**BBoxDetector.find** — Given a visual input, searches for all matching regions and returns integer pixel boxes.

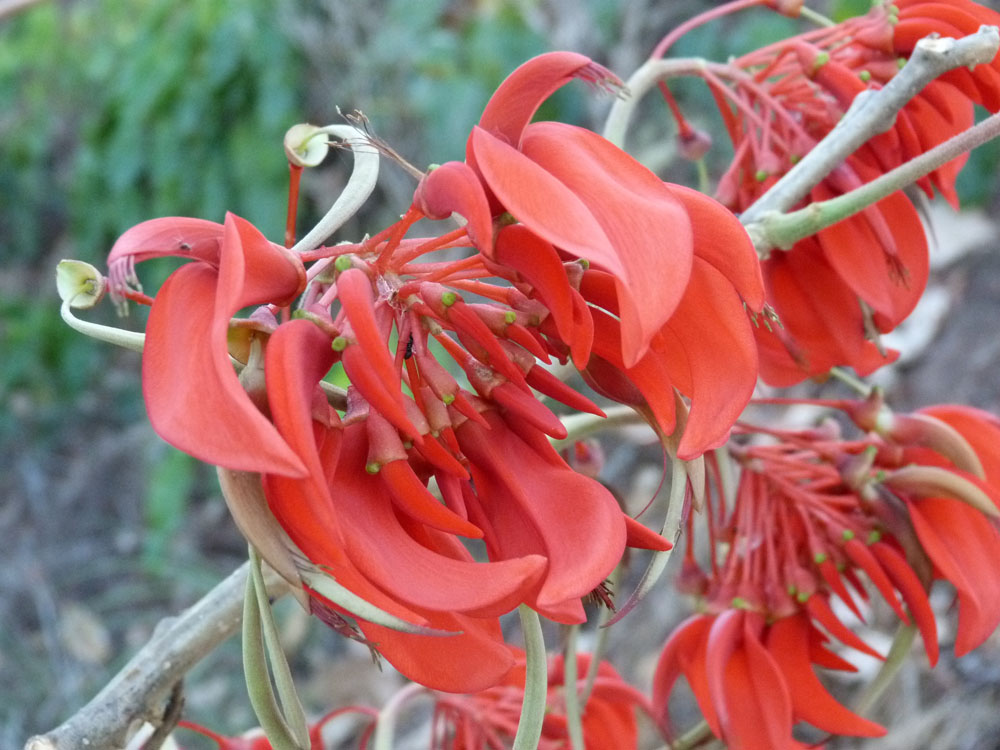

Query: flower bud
[56,259,106,309]
[284,123,329,167]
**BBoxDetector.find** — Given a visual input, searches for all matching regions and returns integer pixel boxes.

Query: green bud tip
[858,70,872,82]
[812,51,830,72]
[732,596,749,609]
[365,461,381,474]
[331,336,349,352]
[427,163,441,172]
[442,393,456,405]
[334,255,353,272]
[754,169,769,182]
[504,311,517,325]
[813,552,828,565]
[577,258,591,269]
[440,291,458,307]
[867,530,882,545]
[796,591,811,604]
[787,584,797,596]
[841,529,855,542]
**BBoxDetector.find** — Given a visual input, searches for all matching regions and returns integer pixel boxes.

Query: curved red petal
[767,614,886,737]
[458,411,627,616]
[520,122,694,365]
[665,183,765,311]
[414,161,494,256]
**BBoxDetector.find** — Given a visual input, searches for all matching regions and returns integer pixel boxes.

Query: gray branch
[25,563,288,750]
[742,25,1000,246]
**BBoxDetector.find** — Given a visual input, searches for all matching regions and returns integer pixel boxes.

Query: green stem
[854,623,918,715]
[563,625,585,750]
[371,683,427,750]
[828,366,873,397]
[757,109,1000,251]
[249,547,309,750]
[669,720,713,750]
[242,557,301,750]
[512,605,548,750]
[798,5,835,28]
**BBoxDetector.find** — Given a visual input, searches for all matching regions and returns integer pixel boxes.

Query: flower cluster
[667,0,1000,384]
[104,52,762,693]
[653,393,1000,748]
[53,1,1000,747]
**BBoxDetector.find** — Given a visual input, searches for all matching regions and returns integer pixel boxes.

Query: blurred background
[4,0,1000,747]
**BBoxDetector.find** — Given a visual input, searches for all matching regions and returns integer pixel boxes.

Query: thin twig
[25,563,289,750]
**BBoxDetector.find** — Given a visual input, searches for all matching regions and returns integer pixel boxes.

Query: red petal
[665,257,759,458]
[664,185,764,310]
[907,496,1000,655]
[414,161,494,256]
[519,122,693,365]
[870,541,939,666]
[142,215,306,475]
[705,609,745,736]
[359,611,513,693]
[767,614,886,737]
[651,614,719,737]
[475,51,602,148]
[107,216,225,270]
[458,411,626,616]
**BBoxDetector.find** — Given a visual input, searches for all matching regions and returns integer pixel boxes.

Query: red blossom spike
[524,364,605,417]
[493,224,588,365]
[842,537,909,623]
[336,267,403,400]
[341,345,422,442]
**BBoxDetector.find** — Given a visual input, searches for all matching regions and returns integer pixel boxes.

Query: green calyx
[331,336,349,352]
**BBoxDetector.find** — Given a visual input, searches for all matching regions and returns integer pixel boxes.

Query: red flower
[654,394,1000,747]
[415,52,765,457]
[653,610,868,750]
[431,648,649,750]
[670,0,1000,384]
